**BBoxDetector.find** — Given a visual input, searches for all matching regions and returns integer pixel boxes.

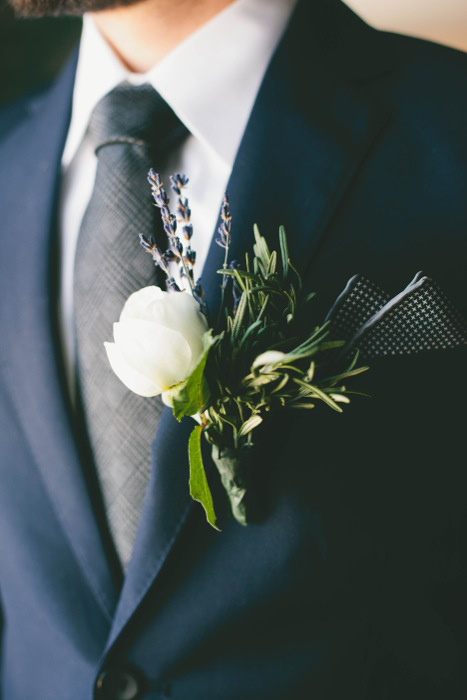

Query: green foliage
[166,331,217,421]
[185,226,367,528]
[188,426,219,530]
[204,226,368,460]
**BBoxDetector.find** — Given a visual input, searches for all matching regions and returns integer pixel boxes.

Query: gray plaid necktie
[74,82,187,570]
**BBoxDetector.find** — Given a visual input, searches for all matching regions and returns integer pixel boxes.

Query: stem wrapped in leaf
[211,445,251,527]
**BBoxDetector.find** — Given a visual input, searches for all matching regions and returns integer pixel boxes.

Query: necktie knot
[87,82,187,154]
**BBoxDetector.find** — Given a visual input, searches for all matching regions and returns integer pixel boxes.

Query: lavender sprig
[166,277,182,292]
[193,277,208,318]
[139,233,170,275]
[170,173,189,195]
[142,172,209,320]
[146,169,195,295]
[215,193,232,324]
[171,175,193,239]
[216,194,232,254]
[171,175,197,285]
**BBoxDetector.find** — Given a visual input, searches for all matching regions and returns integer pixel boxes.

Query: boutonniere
[105,172,367,529]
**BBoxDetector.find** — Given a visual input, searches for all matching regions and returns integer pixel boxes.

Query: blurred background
[0,1,80,105]
[347,0,467,53]
[0,0,466,106]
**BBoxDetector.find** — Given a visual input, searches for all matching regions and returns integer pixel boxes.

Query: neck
[91,0,236,73]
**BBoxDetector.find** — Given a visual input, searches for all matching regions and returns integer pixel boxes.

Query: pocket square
[325,273,390,340]
[327,272,467,360]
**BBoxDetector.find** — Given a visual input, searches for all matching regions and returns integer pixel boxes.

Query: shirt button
[95,667,143,700]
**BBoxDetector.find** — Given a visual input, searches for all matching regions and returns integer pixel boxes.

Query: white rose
[104,286,209,399]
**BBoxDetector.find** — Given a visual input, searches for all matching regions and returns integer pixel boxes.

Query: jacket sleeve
[0,590,3,699]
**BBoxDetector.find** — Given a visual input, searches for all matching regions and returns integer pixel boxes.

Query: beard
[7,0,143,16]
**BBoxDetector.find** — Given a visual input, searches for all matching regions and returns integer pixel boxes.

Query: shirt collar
[62,0,298,170]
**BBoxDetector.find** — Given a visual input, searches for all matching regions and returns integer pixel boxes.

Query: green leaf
[271,374,290,393]
[217,268,259,283]
[189,426,219,530]
[256,294,270,323]
[231,291,248,345]
[254,224,270,256]
[238,414,263,437]
[248,285,282,296]
[289,402,316,410]
[279,225,289,279]
[253,224,271,276]
[293,378,344,413]
[266,250,277,277]
[321,365,369,386]
[288,259,303,290]
[233,269,250,298]
[237,319,263,351]
[167,331,216,421]
[330,393,351,404]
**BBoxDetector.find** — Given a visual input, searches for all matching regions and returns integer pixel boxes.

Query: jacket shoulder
[377,30,467,96]
[0,83,52,143]
[365,28,467,151]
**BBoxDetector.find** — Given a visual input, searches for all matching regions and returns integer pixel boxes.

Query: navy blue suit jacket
[1,1,467,698]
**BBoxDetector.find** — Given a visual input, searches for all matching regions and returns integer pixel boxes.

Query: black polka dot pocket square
[327,272,467,361]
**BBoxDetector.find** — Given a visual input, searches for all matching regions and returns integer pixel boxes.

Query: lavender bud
[184,246,196,266]
[182,224,193,240]
[170,173,189,196]
[177,197,191,222]
[166,277,182,293]
[163,249,179,264]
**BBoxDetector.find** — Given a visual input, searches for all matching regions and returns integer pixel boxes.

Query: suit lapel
[201,0,393,323]
[105,0,395,649]
[0,51,120,620]
[104,410,194,650]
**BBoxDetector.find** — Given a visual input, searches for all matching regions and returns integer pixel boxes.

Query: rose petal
[104,342,162,397]
[117,286,208,378]
[120,286,165,322]
[165,292,208,354]
[145,292,208,370]
[113,319,193,390]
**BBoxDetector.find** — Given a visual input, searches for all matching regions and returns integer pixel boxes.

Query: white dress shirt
[59,0,297,398]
